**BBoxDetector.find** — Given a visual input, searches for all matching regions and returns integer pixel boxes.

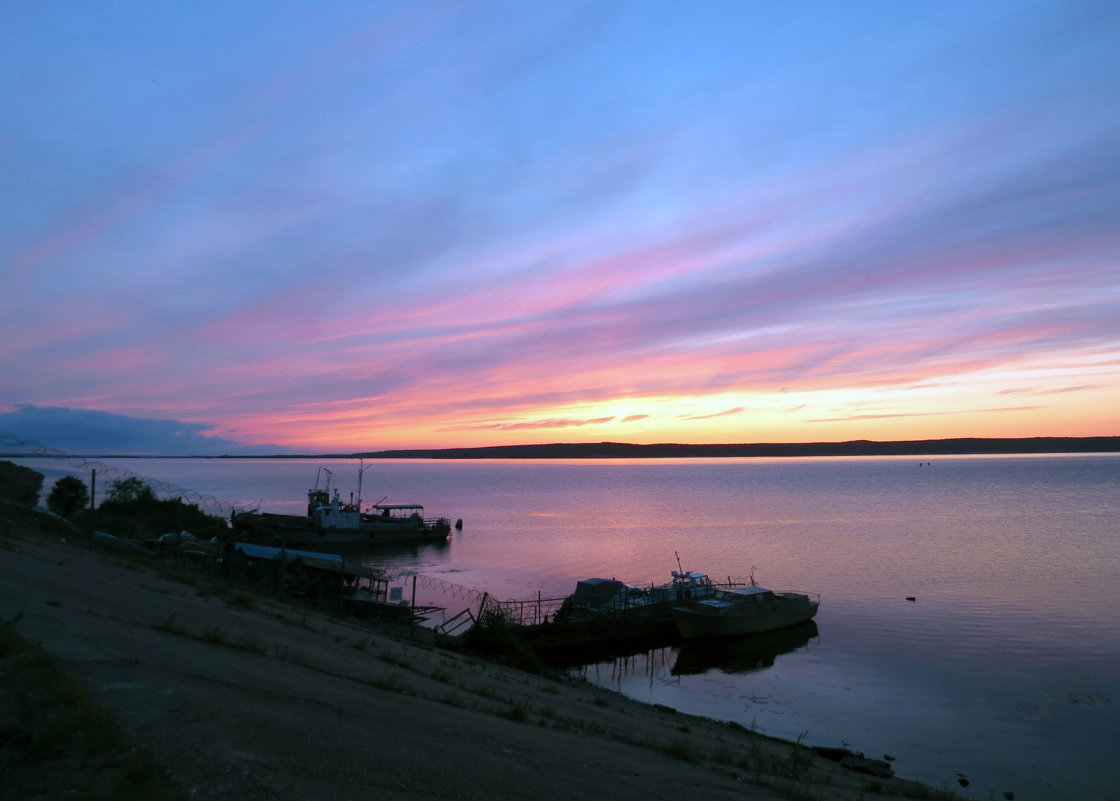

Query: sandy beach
[0,508,963,801]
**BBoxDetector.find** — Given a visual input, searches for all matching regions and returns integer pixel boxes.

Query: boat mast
[357,458,372,509]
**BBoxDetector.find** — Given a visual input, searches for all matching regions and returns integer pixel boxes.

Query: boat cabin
[310,489,362,530]
[670,570,715,601]
[699,586,777,609]
[368,503,426,522]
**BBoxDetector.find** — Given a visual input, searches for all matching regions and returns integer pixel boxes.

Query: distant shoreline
[5,435,1119,459]
[357,436,1120,459]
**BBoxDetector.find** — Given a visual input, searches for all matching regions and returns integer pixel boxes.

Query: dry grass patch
[0,617,182,801]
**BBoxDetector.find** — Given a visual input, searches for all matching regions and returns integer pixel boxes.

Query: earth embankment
[0,509,960,801]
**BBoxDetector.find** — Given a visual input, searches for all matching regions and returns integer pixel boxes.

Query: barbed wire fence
[5,435,649,630]
[373,573,564,629]
[1,433,237,518]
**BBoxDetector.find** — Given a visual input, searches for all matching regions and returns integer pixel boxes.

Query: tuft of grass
[429,667,455,684]
[380,651,415,671]
[889,784,963,800]
[781,743,814,779]
[232,634,265,655]
[648,735,700,763]
[497,702,530,723]
[366,673,414,695]
[711,742,736,765]
[224,591,256,610]
[440,691,467,709]
[578,719,606,735]
[201,624,228,644]
[151,615,180,635]
[151,616,263,655]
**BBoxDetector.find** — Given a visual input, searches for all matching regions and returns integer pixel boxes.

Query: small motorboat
[670,583,820,639]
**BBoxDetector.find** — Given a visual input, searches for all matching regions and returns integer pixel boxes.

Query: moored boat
[556,569,719,625]
[671,584,820,639]
[485,567,732,664]
[230,467,454,548]
[227,541,438,621]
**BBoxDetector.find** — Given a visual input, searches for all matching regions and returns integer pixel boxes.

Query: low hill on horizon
[6,436,1117,460]
[356,436,1120,459]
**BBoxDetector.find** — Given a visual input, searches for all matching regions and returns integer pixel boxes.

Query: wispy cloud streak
[2,1,1118,451]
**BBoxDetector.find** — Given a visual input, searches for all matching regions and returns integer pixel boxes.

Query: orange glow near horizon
[3,3,1118,456]
[199,350,1119,453]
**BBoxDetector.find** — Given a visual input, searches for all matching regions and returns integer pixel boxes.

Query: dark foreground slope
[0,507,964,801]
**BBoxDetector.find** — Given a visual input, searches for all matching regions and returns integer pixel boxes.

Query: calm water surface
[17,454,1120,800]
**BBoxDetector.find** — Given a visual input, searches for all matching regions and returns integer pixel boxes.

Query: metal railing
[486,576,756,627]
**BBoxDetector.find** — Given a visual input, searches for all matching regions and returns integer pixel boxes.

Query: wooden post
[90,469,96,510]
[411,574,417,609]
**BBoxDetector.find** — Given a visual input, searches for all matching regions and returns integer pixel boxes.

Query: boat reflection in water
[671,621,819,676]
[571,621,819,684]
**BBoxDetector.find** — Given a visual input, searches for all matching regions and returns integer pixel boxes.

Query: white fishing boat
[671,584,820,639]
[230,465,454,547]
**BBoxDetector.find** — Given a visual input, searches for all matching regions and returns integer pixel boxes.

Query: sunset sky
[3,1,1118,454]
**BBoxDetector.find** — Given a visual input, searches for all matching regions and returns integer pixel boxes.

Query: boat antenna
[357,458,370,506]
[675,551,684,574]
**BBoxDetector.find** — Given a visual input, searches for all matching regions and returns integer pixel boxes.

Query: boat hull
[671,595,819,639]
[231,511,451,547]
